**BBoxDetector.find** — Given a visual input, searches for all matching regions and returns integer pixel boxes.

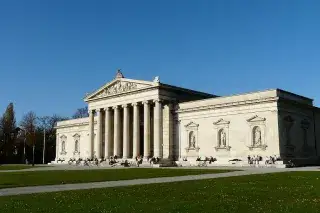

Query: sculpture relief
[96,81,138,98]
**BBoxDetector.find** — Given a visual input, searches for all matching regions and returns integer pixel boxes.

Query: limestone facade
[55,71,320,165]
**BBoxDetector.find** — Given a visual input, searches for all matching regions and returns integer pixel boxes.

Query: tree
[37,115,68,163]
[20,111,37,166]
[72,106,89,119]
[0,103,17,163]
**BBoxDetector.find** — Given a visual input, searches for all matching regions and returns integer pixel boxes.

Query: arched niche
[213,119,231,151]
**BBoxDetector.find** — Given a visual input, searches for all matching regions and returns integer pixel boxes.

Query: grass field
[0,165,45,170]
[0,168,233,189]
[0,171,319,213]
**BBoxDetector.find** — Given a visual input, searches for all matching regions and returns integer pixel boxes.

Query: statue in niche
[219,129,226,147]
[75,140,79,153]
[283,116,294,145]
[189,131,196,148]
[61,141,66,153]
[253,126,262,146]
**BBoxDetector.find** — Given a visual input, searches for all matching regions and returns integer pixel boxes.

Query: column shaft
[95,109,102,159]
[123,104,129,159]
[55,133,59,162]
[154,100,163,158]
[104,107,112,158]
[133,103,140,158]
[113,106,120,157]
[88,110,94,159]
[143,101,150,158]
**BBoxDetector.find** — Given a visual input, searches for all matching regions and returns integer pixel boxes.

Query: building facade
[54,71,320,166]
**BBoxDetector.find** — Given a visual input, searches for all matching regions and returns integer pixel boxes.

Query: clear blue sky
[1,0,320,121]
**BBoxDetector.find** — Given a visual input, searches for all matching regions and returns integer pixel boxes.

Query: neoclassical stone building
[55,70,320,166]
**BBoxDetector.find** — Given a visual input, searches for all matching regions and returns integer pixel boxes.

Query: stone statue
[189,132,196,148]
[254,127,261,146]
[220,130,226,147]
[191,135,196,148]
[153,76,160,83]
[75,140,79,152]
[61,141,66,152]
[115,69,124,79]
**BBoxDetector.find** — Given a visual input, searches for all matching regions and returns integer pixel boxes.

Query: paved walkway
[0,166,319,197]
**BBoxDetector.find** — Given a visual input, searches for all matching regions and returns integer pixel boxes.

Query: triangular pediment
[213,118,230,125]
[73,133,80,138]
[85,78,157,101]
[185,121,199,128]
[246,115,266,122]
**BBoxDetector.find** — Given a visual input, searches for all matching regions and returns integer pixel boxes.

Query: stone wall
[175,100,280,162]
[277,101,317,162]
[55,118,93,162]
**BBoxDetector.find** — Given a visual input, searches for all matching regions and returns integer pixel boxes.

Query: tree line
[0,103,88,164]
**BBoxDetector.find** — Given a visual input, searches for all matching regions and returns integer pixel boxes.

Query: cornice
[176,97,279,113]
[55,121,93,129]
[277,97,315,109]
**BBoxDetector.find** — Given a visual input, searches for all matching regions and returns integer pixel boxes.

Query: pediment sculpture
[96,81,138,98]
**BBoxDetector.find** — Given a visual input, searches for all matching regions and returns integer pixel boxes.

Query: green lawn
[0,165,45,170]
[0,168,233,189]
[0,172,319,213]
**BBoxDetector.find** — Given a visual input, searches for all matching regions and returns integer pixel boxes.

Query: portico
[88,100,163,160]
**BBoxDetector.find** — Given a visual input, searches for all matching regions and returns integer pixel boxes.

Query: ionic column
[122,104,129,159]
[143,101,150,159]
[133,102,140,158]
[55,133,59,162]
[88,110,94,159]
[104,107,112,158]
[95,109,102,159]
[154,100,163,158]
[113,106,121,157]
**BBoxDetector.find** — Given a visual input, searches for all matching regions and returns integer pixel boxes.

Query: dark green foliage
[0,103,17,163]
[0,172,319,213]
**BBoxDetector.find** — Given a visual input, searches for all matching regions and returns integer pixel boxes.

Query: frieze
[96,81,138,98]
[176,97,279,113]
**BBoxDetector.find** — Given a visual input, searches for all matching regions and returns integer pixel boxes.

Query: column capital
[122,104,128,108]
[104,107,111,111]
[112,105,119,110]
[88,109,95,114]
[153,99,162,104]
[132,102,139,107]
[143,100,150,105]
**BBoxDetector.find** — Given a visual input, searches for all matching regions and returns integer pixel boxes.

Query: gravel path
[1,166,318,197]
